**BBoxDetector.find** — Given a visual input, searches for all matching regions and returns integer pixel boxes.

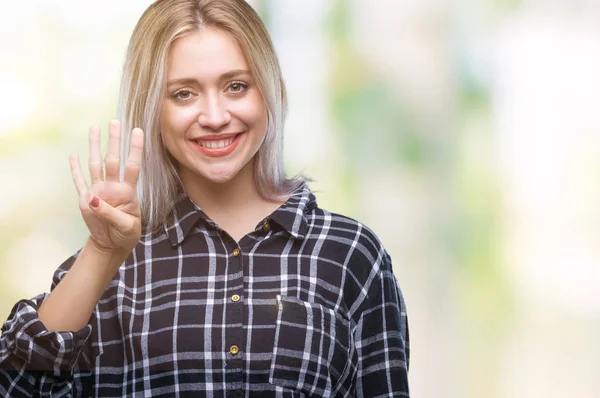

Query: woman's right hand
[69,120,144,254]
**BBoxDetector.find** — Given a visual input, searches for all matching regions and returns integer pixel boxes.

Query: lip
[191,132,243,157]
[192,132,241,141]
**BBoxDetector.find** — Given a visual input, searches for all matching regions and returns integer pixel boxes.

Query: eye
[227,81,248,94]
[172,89,193,101]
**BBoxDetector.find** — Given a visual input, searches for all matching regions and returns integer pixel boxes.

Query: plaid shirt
[1,183,409,397]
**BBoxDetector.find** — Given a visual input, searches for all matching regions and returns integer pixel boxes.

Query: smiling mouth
[196,134,239,149]
[192,133,243,157]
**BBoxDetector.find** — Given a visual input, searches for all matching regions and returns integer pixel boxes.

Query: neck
[179,160,286,242]
[182,161,263,216]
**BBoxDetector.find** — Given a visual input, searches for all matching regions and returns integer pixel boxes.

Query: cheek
[234,96,268,133]
[162,103,198,135]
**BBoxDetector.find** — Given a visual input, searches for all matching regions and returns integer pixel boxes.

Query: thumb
[88,195,134,232]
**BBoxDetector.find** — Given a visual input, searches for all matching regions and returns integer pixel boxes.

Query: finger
[105,120,121,182]
[69,153,88,197]
[89,195,137,233]
[88,125,103,184]
[124,128,144,188]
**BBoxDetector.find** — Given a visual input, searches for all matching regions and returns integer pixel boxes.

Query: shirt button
[229,345,239,355]
[231,294,241,302]
[233,248,240,257]
[263,222,270,231]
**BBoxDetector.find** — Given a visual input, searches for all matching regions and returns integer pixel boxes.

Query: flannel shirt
[0,183,410,397]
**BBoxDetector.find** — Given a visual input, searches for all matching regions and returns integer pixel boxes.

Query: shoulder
[305,206,392,273]
[305,207,400,320]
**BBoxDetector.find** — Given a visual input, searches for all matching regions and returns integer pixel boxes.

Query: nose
[197,92,231,130]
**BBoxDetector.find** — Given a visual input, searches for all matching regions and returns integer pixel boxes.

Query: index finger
[123,128,144,188]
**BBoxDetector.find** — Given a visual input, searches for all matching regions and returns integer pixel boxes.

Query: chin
[202,168,241,185]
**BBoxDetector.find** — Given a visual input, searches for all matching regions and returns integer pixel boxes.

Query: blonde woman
[0,0,409,396]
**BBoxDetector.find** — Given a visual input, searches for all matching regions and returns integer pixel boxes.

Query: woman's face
[161,26,267,188]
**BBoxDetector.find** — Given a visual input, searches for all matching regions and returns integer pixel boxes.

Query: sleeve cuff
[2,293,95,373]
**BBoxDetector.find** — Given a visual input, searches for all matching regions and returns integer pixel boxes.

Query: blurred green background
[1,1,599,397]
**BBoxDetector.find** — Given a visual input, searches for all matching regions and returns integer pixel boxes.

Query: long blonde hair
[117,0,304,233]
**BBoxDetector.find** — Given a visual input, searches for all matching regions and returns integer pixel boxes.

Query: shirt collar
[268,182,317,240]
[163,192,207,247]
[164,182,317,246]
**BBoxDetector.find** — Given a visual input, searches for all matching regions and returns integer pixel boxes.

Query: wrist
[87,236,134,258]
[79,237,132,279]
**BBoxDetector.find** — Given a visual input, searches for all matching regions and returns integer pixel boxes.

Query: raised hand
[69,120,144,253]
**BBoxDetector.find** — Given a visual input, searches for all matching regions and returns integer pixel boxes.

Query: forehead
[166,27,248,79]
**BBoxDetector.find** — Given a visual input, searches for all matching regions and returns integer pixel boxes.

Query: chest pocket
[269,295,354,397]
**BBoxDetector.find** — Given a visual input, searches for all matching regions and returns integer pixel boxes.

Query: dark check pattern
[0,183,409,397]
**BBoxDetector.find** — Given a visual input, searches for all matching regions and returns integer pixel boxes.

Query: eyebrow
[167,69,251,87]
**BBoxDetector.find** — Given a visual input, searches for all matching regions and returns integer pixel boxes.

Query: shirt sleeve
[0,254,96,397]
[354,252,410,397]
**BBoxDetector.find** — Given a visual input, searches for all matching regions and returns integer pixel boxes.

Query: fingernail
[90,196,100,208]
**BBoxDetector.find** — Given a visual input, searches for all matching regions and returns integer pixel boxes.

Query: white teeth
[197,136,235,149]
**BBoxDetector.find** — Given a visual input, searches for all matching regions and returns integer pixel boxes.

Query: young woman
[0,0,409,396]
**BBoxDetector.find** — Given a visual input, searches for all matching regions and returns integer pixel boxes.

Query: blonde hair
[117,0,304,233]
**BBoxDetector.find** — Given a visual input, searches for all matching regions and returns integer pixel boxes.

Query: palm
[70,121,144,252]
[80,181,138,249]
